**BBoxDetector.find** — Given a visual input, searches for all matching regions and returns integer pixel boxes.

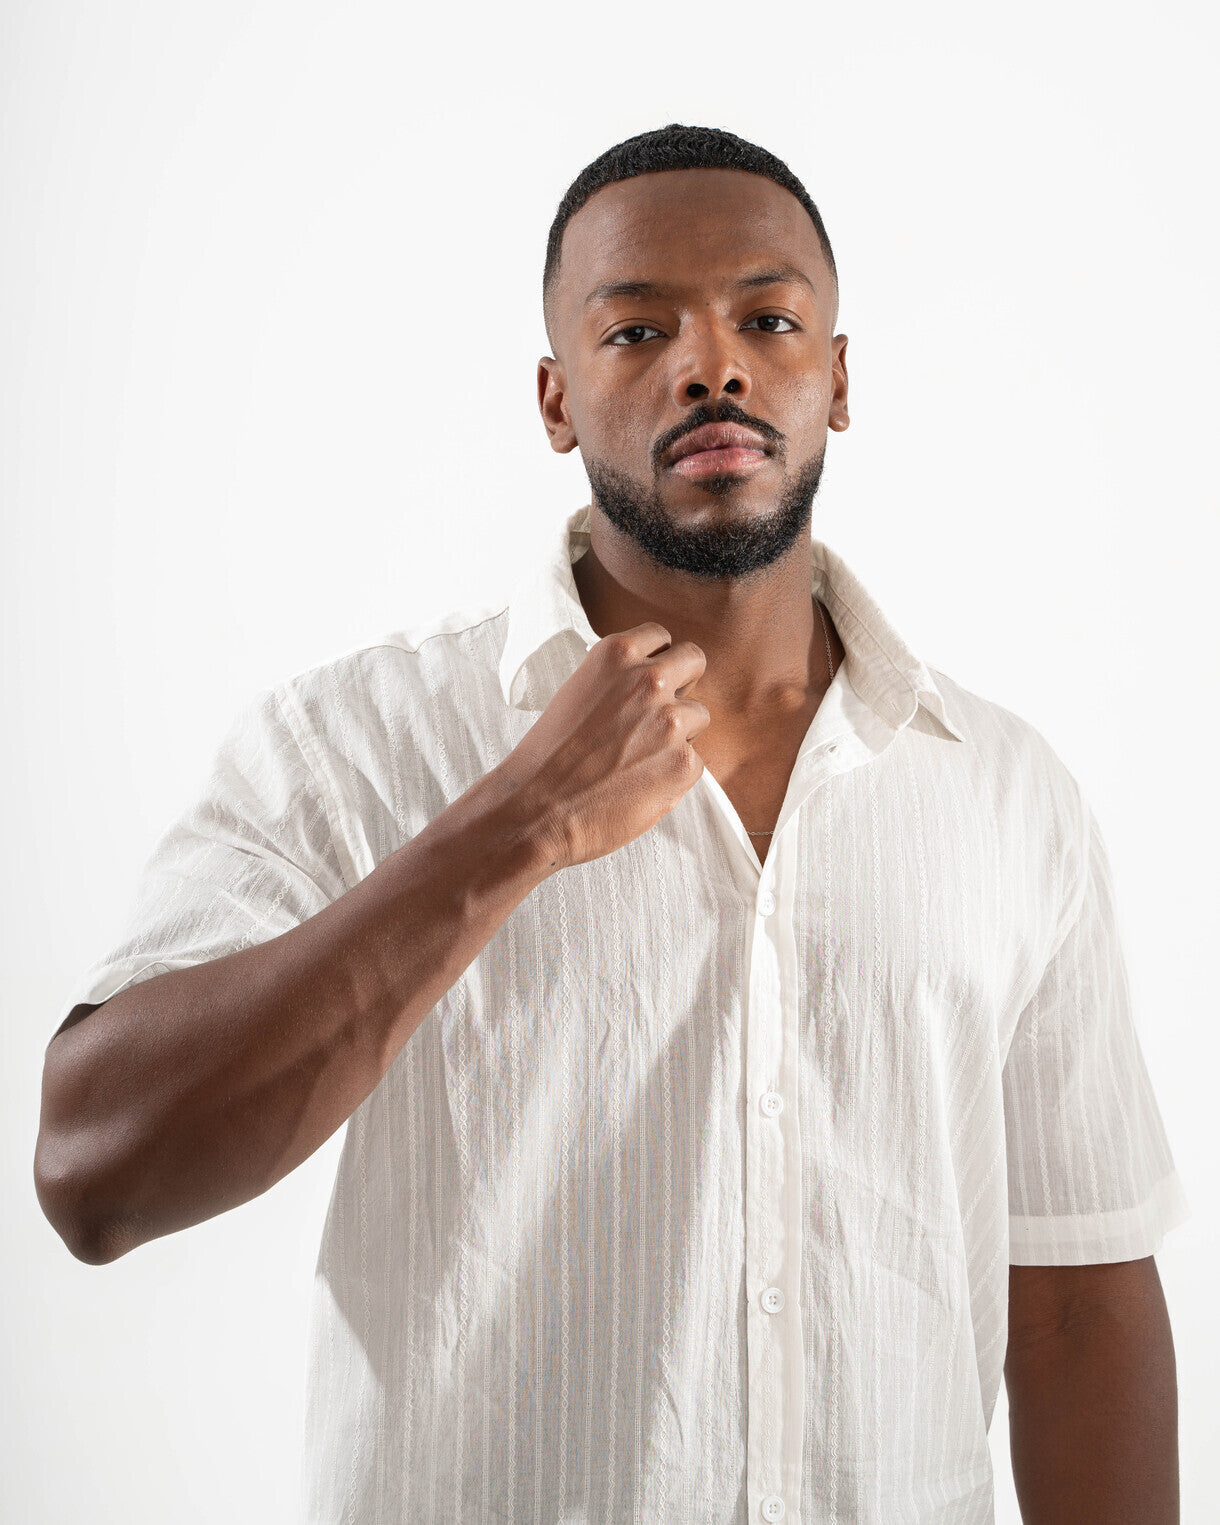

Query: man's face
[539,167,849,580]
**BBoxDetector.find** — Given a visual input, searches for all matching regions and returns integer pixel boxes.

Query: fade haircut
[542,122,837,349]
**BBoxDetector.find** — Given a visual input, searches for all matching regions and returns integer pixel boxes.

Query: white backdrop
[3,2,1216,1520]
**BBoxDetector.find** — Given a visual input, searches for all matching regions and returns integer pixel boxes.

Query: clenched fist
[493,622,711,871]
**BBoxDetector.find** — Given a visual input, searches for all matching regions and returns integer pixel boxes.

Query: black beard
[584,442,827,582]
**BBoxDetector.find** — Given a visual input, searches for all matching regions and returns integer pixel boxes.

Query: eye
[607,314,800,345]
[744,314,799,332]
[608,324,663,345]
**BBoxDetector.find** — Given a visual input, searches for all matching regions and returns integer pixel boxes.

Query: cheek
[789,365,832,413]
[780,370,834,440]
[576,384,657,460]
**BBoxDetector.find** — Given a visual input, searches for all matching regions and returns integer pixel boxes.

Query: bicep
[1007,1256,1164,1355]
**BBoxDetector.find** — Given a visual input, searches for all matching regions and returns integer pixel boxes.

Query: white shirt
[60,503,1191,1524]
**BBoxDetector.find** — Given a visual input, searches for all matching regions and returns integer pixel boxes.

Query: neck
[571,531,843,715]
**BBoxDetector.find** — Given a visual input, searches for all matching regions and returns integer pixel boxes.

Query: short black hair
[542,122,838,348]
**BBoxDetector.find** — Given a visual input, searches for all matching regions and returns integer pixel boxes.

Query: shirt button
[826,741,839,754]
[758,891,776,917]
[762,1495,786,1520]
[760,1091,784,1116]
[761,1286,785,1313]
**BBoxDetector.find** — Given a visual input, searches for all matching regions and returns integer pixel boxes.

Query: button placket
[745,834,804,1525]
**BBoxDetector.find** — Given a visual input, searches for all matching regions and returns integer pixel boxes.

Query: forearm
[1004,1291,1179,1523]
[35,767,557,1263]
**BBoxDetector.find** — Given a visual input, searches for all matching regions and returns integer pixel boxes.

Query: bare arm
[1005,1257,1179,1523]
[34,767,558,1265]
[35,621,711,1267]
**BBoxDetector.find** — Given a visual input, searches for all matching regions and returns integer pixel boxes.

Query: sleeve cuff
[54,956,191,1032]
[1009,1169,1193,1265]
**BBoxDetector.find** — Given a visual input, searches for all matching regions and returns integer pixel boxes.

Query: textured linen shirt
[59,503,1192,1524]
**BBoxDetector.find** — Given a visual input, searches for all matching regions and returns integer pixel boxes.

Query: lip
[670,446,769,479]
[665,421,770,465]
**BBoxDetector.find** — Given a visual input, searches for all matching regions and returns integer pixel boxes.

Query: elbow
[33,1128,133,1267]
[57,1215,131,1267]
[36,1025,140,1265]
[71,1225,134,1267]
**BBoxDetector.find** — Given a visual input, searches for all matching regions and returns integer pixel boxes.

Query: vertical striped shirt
[59,503,1191,1523]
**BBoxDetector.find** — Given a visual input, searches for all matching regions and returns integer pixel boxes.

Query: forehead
[558,167,830,311]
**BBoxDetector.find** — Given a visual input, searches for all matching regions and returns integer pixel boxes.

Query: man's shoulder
[925,664,1085,808]
[269,598,511,712]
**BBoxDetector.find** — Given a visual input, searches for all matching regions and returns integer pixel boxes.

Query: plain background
[3,2,1216,1520]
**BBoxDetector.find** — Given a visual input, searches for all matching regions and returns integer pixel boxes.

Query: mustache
[656,402,782,464]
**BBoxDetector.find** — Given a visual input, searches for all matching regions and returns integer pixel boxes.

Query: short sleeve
[1003,797,1192,1265]
[55,685,351,1030]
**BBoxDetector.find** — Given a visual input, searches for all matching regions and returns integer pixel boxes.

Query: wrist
[448,765,567,884]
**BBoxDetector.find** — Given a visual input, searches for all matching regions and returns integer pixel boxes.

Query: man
[36,123,1190,1523]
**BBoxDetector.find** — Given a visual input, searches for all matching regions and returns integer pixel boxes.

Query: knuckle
[599,633,634,665]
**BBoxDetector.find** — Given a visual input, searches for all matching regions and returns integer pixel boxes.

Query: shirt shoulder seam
[286,601,511,678]
[380,600,510,654]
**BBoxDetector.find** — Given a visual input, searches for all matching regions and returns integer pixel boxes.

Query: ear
[828,333,850,433]
[537,356,579,455]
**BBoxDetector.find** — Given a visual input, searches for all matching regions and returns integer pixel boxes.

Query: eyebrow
[583,262,819,309]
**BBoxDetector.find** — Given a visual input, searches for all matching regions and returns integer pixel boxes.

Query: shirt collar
[498,504,964,742]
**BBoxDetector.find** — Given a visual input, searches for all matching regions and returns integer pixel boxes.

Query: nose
[669,317,752,407]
